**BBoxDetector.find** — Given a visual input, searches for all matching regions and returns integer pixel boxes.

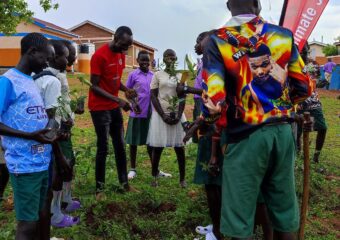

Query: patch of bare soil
[317,89,340,99]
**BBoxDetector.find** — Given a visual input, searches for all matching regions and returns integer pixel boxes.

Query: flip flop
[195,224,213,235]
[51,215,80,228]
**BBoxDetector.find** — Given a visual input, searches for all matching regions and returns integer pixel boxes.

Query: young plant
[166,96,185,119]
[185,54,197,81]
[56,89,87,131]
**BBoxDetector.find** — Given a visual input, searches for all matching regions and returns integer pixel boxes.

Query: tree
[0,0,58,35]
[322,44,338,57]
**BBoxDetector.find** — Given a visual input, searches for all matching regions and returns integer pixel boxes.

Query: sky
[27,0,340,66]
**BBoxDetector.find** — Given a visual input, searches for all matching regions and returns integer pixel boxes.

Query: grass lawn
[0,73,339,240]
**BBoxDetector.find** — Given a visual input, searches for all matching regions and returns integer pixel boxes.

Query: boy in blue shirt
[0,33,57,240]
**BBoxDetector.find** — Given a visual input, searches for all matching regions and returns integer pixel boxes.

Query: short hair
[60,40,75,51]
[248,44,271,58]
[197,31,210,41]
[163,49,176,57]
[137,50,149,59]
[21,32,49,55]
[49,40,68,56]
[115,26,132,39]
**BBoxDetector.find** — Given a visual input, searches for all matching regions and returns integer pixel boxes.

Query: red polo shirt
[89,44,125,111]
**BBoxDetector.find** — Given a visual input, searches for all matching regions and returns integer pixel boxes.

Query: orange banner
[282,0,329,51]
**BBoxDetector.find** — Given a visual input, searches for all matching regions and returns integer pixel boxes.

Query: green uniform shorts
[221,124,299,238]
[10,170,49,221]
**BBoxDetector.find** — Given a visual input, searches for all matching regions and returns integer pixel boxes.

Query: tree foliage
[322,44,338,57]
[0,0,58,35]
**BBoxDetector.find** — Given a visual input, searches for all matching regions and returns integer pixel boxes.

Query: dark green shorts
[298,108,327,131]
[193,135,223,186]
[125,117,151,146]
[221,124,299,238]
[310,108,327,131]
[59,138,75,167]
[10,170,49,221]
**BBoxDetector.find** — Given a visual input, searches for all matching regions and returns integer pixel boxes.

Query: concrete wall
[309,44,325,60]
[315,55,340,65]
[0,22,74,67]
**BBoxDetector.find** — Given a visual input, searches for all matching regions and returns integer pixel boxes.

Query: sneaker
[196,224,213,235]
[128,170,137,180]
[158,170,172,178]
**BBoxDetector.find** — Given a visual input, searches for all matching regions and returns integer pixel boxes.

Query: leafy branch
[185,54,197,81]
[0,0,59,35]
[166,96,185,113]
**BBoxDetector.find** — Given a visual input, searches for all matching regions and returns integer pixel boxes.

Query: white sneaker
[158,170,172,178]
[128,170,137,180]
[195,224,213,235]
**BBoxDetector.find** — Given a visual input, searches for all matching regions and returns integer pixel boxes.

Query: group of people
[0,0,331,239]
[0,34,82,239]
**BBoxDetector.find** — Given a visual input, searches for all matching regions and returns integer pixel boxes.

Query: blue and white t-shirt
[0,68,52,174]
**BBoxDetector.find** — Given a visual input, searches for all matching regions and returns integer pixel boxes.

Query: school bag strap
[32,70,56,80]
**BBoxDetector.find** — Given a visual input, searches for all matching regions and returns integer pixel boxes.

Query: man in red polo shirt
[89,26,137,197]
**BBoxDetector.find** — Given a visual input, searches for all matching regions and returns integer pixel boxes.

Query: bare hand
[162,114,175,125]
[125,89,137,99]
[57,131,71,141]
[119,99,132,112]
[270,61,287,85]
[202,93,221,115]
[183,122,199,143]
[303,116,314,132]
[171,117,180,125]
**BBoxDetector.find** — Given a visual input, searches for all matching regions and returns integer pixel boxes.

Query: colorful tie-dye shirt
[202,16,313,142]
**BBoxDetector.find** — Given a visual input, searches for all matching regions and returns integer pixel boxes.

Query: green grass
[0,77,339,239]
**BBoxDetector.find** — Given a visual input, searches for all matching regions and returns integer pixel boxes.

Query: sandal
[51,215,80,228]
[62,200,81,212]
[195,224,213,235]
